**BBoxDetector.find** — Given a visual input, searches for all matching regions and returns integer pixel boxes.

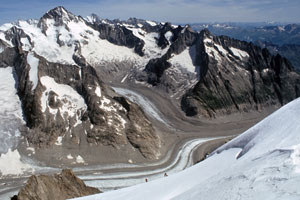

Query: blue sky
[0,0,299,25]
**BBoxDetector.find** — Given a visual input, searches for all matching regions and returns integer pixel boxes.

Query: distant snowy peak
[40,6,79,25]
[202,30,250,63]
[0,8,178,66]
[0,7,187,67]
[256,23,300,34]
[1,6,299,121]
[0,6,165,160]
[85,13,101,24]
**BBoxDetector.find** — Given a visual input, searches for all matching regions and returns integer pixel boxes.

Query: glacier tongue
[169,45,198,74]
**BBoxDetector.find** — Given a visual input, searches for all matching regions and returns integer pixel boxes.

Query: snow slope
[0,67,35,177]
[169,45,198,74]
[0,14,141,66]
[0,67,24,154]
[124,25,168,59]
[40,76,87,126]
[27,52,39,91]
[72,98,300,200]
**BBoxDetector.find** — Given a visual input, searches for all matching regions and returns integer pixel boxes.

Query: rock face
[132,25,300,118]
[89,19,145,56]
[0,5,299,156]
[11,169,100,200]
[180,31,300,117]
[0,46,161,159]
[256,41,300,72]
[0,6,162,160]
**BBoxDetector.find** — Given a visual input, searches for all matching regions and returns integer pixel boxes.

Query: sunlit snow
[40,76,87,125]
[169,46,197,74]
[229,47,249,60]
[146,21,157,26]
[72,98,300,200]
[0,149,34,176]
[0,67,24,154]
[27,52,39,91]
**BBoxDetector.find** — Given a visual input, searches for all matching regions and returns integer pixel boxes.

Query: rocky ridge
[131,27,300,118]
[0,6,162,160]
[0,6,299,157]
[11,169,100,200]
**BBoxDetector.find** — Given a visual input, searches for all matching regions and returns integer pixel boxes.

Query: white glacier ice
[0,149,34,176]
[169,45,198,74]
[27,52,39,91]
[0,67,24,154]
[229,47,249,60]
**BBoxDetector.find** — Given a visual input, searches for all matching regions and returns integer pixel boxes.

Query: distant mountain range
[190,22,300,45]
[0,6,299,164]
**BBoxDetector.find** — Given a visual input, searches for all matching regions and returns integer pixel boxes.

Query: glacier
[72,97,300,200]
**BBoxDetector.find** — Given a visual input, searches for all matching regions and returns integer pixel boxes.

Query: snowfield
[0,67,35,177]
[72,98,300,200]
[0,67,24,153]
[169,45,198,74]
[40,76,87,120]
[0,15,142,66]
[27,52,39,91]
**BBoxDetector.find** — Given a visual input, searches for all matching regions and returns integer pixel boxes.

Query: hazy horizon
[0,0,300,25]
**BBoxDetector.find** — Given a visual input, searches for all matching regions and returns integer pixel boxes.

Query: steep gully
[0,86,268,199]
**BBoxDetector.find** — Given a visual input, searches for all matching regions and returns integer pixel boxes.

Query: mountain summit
[0,6,299,168]
[41,6,77,23]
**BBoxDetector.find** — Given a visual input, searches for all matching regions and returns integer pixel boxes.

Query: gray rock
[11,169,100,200]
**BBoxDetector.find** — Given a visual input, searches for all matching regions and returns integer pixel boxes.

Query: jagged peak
[185,24,195,33]
[40,6,78,24]
[46,6,73,17]
[199,28,212,38]
[86,13,101,23]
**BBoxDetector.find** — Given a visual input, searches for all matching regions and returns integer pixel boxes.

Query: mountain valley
[0,6,299,200]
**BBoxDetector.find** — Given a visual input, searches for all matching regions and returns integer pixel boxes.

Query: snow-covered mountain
[0,6,163,171]
[72,97,300,200]
[1,6,299,120]
[0,6,299,173]
[190,22,300,71]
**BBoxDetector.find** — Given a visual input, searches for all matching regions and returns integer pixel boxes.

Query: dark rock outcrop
[256,41,300,72]
[38,6,81,34]
[180,31,300,118]
[114,96,161,159]
[137,25,300,118]
[144,25,198,85]
[11,169,100,200]
[89,18,146,56]
[12,49,161,158]
[0,20,162,159]
[1,6,298,160]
